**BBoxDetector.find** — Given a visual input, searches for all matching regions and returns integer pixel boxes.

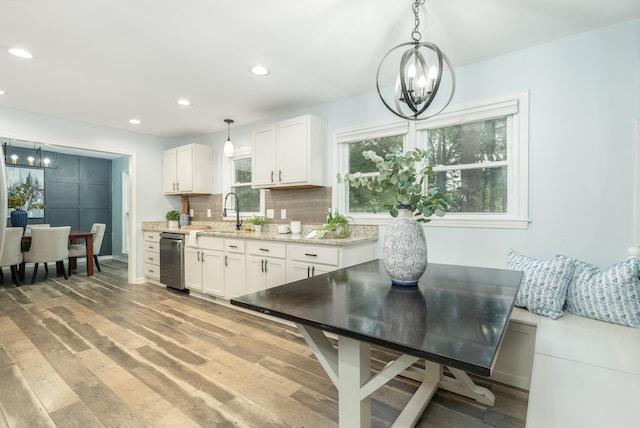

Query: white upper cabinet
[163,143,213,194]
[252,114,327,188]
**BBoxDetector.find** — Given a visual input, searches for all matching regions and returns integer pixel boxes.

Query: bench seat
[503,308,640,427]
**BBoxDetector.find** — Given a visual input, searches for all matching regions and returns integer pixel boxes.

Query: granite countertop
[142,221,378,246]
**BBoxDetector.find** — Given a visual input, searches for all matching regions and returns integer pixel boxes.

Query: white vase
[382,208,427,286]
[168,220,179,228]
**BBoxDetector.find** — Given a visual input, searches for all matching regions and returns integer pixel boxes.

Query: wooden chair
[0,227,24,286]
[69,223,106,274]
[23,226,70,284]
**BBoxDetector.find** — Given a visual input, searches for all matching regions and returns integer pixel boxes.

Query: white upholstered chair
[0,227,24,286]
[24,223,50,236]
[23,226,70,284]
[69,223,106,274]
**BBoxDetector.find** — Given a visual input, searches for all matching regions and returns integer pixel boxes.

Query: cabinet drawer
[198,236,224,251]
[144,241,160,253]
[224,239,246,253]
[144,252,160,265]
[288,244,339,266]
[144,263,160,279]
[246,241,286,258]
[144,231,161,242]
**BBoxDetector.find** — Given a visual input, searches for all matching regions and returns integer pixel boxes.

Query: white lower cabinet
[224,239,246,299]
[286,242,375,281]
[143,231,161,282]
[185,237,225,297]
[184,234,375,299]
[246,241,287,293]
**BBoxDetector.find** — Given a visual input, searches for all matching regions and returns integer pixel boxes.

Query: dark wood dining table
[232,259,524,427]
[21,230,95,276]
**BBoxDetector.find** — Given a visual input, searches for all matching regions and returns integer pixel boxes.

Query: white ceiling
[0,0,638,140]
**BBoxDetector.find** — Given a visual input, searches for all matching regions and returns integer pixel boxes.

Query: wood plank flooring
[0,260,528,427]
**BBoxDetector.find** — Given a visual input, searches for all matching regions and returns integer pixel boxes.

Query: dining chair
[23,226,71,284]
[0,227,24,286]
[24,223,51,236]
[69,223,106,274]
[23,224,51,269]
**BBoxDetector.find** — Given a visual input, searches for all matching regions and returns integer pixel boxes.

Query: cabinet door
[225,253,246,299]
[264,257,286,289]
[287,261,312,282]
[287,261,334,282]
[185,247,203,292]
[246,255,266,293]
[201,250,225,297]
[311,264,333,277]
[176,145,194,193]
[252,125,277,187]
[278,117,308,185]
[163,149,178,193]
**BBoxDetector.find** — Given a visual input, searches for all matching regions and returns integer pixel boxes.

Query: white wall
[0,107,176,281]
[196,19,640,269]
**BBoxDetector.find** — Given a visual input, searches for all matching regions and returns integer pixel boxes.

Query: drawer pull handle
[259,248,270,252]
[305,253,318,257]
[229,245,238,248]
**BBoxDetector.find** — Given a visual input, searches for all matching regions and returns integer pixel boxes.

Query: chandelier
[376,0,456,120]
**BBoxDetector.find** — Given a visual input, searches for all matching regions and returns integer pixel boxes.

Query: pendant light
[376,0,456,121]
[223,119,234,157]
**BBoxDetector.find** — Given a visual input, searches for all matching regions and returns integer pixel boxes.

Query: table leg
[338,336,371,428]
[398,362,496,406]
[69,237,78,270]
[85,235,94,276]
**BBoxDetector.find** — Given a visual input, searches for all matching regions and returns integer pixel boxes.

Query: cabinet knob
[279,170,282,182]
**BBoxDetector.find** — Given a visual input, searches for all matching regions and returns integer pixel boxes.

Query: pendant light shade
[376,0,455,121]
[223,119,234,157]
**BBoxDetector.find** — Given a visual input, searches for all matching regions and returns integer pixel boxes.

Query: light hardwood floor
[0,259,528,427]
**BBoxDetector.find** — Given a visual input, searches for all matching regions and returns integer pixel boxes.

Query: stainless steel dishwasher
[160,232,186,290]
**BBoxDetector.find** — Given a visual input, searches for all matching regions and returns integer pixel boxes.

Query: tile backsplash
[187,187,331,225]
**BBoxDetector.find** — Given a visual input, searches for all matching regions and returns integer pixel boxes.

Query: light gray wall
[190,19,640,269]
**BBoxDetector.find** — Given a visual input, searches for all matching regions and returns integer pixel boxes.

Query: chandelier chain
[411,0,425,42]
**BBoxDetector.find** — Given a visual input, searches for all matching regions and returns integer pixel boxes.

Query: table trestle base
[296,324,495,428]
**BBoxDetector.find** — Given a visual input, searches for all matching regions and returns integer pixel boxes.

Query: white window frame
[335,92,529,229]
[224,146,265,220]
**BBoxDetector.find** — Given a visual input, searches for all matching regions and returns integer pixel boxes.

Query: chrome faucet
[223,192,242,230]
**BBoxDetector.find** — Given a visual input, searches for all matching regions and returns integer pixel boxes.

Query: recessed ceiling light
[176,98,192,106]
[0,90,5,95]
[7,47,34,59]
[129,119,142,125]
[249,65,270,76]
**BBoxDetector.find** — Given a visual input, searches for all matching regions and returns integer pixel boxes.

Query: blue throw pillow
[506,250,576,320]
[565,258,640,328]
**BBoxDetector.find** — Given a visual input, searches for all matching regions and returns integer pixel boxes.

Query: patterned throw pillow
[506,250,576,320]
[565,258,640,328]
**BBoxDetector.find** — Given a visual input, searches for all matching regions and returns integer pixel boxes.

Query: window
[231,156,261,214]
[347,135,404,213]
[425,118,508,213]
[336,93,529,228]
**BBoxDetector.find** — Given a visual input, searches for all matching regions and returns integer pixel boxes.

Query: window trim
[335,92,529,229]
[224,147,265,220]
